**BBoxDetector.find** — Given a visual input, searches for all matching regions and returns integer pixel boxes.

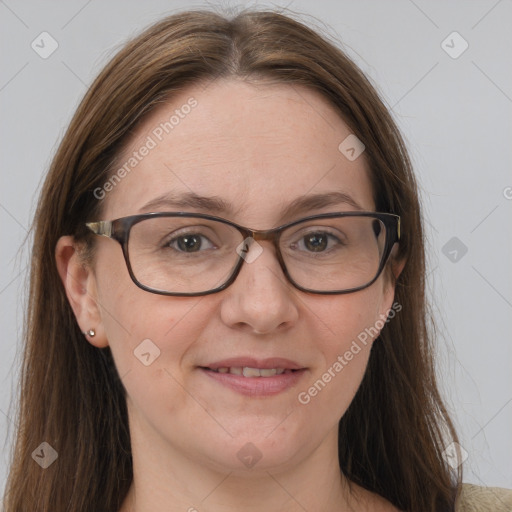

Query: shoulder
[456,483,512,512]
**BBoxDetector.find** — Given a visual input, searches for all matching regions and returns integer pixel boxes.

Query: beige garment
[456,483,512,511]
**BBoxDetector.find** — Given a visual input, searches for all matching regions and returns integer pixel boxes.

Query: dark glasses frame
[86,211,400,296]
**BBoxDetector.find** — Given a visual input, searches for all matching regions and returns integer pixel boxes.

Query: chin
[200,424,310,474]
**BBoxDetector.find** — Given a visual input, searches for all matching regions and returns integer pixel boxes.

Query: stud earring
[83,329,96,337]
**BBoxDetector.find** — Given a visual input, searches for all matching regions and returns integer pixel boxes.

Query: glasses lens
[125,214,389,295]
[128,216,243,294]
[280,216,387,292]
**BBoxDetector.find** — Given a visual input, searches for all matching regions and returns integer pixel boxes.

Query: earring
[83,329,96,337]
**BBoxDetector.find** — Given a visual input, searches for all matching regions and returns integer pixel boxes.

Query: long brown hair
[4,7,461,511]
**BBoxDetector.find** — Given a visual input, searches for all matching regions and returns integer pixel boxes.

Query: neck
[119,419,361,512]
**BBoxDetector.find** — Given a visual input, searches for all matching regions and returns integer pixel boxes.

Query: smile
[199,366,306,396]
[207,367,298,377]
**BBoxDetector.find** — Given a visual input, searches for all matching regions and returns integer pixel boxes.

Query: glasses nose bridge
[236,226,289,287]
[239,226,284,266]
[245,226,282,248]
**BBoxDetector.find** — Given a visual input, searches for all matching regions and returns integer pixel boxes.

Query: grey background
[1,0,511,497]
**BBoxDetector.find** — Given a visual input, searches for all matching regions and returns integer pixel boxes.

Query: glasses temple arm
[85,221,113,237]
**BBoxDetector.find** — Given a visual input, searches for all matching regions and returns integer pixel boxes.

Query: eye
[293,231,342,253]
[167,233,215,252]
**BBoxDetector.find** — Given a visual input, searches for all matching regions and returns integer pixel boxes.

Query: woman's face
[69,79,398,474]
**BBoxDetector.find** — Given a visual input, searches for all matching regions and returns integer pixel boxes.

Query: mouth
[203,366,300,377]
[198,358,307,396]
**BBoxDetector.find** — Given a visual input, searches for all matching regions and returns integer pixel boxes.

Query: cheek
[96,290,218,440]
[312,285,384,353]
[99,294,209,369]
[296,288,384,418]
[93,241,204,363]
[94,249,212,395]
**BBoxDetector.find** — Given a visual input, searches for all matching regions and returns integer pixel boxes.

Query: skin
[57,78,403,512]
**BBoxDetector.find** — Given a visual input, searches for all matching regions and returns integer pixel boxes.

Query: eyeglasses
[85,211,400,296]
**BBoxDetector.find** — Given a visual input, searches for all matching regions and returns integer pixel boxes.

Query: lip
[198,357,308,397]
[200,367,307,397]
[203,357,304,371]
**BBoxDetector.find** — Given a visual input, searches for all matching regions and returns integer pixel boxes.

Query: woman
[3,8,511,512]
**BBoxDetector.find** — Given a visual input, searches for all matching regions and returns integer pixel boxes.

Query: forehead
[102,78,374,226]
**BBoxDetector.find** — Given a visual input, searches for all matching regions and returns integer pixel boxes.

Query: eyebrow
[139,192,231,214]
[138,191,364,219]
[281,191,363,218]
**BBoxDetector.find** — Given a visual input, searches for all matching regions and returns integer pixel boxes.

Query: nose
[219,240,299,335]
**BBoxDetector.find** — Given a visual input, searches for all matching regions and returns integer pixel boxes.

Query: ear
[378,243,406,322]
[55,236,109,348]
[389,243,406,281]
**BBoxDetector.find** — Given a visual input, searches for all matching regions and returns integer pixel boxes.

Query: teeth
[243,367,262,377]
[241,367,279,377]
[210,367,290,377]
